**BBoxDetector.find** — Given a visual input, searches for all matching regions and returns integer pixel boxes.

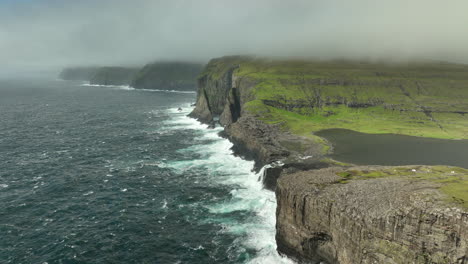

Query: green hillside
[228,58,468,139]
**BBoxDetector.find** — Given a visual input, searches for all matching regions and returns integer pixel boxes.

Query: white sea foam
[81,83,134,90]
[161,199,168,209]
[80,83,196,94]
[0,184,8,189]
[163,108,294,264]
[160,112,209,131]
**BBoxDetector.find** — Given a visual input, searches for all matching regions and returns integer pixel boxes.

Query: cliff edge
[189,56,468,263]
[276,166,468,263]
[189,56,329,174]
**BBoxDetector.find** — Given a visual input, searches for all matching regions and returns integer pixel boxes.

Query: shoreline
[179,106,294,263]
[188,56,468,263]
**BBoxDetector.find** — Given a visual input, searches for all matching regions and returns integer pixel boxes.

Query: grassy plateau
[226,58,468,139]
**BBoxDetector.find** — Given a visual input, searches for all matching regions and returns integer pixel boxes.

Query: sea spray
[163,106,294,263]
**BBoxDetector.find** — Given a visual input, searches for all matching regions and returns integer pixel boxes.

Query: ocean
[0,79,293,264]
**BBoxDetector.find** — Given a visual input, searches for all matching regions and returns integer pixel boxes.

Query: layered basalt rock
[276,166,468,264]
[189,56,468,263]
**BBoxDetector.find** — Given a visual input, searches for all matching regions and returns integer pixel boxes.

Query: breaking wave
[81,83,196,94]
[162,107,294,264]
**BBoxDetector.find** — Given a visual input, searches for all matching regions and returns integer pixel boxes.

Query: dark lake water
[0,79,291,264]
[316,129,468,168]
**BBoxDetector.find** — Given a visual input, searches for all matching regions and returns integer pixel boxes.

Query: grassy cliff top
[336,165,468,208]
[219,57,468,139]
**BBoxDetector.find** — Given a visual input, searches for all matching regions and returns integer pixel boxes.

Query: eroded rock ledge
[276,166,468,263]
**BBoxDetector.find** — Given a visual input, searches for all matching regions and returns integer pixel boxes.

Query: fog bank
[1,0,467,71]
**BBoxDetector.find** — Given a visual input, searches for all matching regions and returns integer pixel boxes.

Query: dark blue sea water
[0,79,291,264]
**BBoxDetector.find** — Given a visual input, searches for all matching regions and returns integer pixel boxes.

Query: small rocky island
[189,56,468,263]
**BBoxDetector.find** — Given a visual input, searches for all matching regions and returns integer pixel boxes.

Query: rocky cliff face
[189,57,244,123]
[189,57,289,165]
[131,62,203,91]
[189,56,327,183]
[276,166,468,263]
[190,56,468,263]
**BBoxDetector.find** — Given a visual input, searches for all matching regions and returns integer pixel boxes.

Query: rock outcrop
[189,57,244,123]
[276,166,468,263]
[131,62,204,91]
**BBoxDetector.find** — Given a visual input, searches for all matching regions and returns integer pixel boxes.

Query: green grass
[245,103,468,139]
[336,166,468,208]
[228,57,468,139]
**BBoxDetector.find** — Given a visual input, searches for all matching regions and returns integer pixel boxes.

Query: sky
[1,0,468,71]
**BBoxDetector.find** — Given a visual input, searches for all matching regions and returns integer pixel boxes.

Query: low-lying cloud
[1,0,467,71]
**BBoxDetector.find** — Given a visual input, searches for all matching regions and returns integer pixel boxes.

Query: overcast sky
[1,0,468,71]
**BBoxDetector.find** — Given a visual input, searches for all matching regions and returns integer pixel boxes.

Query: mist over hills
[1,0,468,71]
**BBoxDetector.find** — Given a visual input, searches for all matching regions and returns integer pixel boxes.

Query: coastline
[188,56,468,263]
[174,106,294,263]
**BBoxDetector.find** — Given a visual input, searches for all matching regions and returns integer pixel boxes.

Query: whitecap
[191,245,205,251]
[159,113,209,131]
[0,184,8,188]
[161,199,168,209]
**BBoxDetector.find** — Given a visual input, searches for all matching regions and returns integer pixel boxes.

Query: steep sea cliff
[189,56,468,263]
